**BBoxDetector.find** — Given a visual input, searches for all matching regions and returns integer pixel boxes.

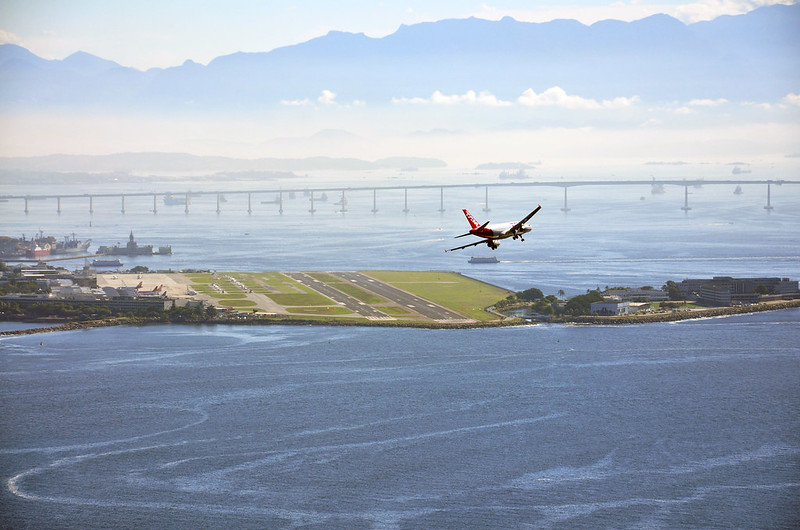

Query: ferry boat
[469,256,499,264]
[92,258,123,267]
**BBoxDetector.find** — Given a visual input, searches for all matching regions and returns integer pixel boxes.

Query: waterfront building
[602,288,669,302]
[591,300,631,315]
[678,276,799,303]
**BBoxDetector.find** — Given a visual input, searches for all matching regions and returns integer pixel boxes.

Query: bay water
[1,172,799,528]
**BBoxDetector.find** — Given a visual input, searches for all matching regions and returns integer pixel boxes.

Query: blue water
[1,174,799,528]
[1,316,799,529]
[2,176,799,294]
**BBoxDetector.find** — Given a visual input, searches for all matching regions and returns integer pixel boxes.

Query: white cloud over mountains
[318,89,337,105]
[280,90,365,108]
[0,29,21,45]
[517,87,639,109]
[392,90,512,106]
[784,93,800,107]
[392,87,640,110]
[473,0,795,27]
[688,98,729,107]
[673,0,796,24]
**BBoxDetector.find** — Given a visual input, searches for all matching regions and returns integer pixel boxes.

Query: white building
[590,301,631,315]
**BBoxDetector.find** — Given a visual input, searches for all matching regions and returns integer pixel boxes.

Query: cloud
[640,118,664,127]
[282,90,364,107]
[0,29,22,45]
[318,89,337,105]
[783,93,800,107]
[280,98,311,106]
[468,0,794,27]
[393,90,513,106]
[688,98,729,106]
[673,0,795,24]
[393,87,638,109]
[517,87,638,109]
[742,101,774,110]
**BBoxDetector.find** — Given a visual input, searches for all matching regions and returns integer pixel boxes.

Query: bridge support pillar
[483,186,490,213]
[247,193,252,214]
[438,187,445,213]
[403,188,409,214]
[278,191,283,215]
[89,196,94,215]
[561,187,571,212]
[152,194,158,214]
[57,197,61,215]
[24,197,29,215]
[121,195,126,214]
[216,193,221,214]
[184,194,189,214]
[682,185,691,212]
[764,182,774,210]
[338,190,347,214]
[372,189,378,213]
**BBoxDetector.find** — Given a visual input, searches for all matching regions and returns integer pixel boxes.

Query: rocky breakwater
[557,299,800,325]
[0,318,134,336]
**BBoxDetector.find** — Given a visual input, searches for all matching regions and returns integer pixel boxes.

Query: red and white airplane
[445,205,541,252]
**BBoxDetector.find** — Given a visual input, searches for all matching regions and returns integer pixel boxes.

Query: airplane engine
[488,240,500,250]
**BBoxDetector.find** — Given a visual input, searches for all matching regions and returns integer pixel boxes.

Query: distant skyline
[0,0,795,70]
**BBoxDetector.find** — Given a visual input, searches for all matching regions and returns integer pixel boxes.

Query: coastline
[549,299,800,325]
[2,299,799,336]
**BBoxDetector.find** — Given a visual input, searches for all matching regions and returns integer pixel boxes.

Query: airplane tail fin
[462,209,480,229]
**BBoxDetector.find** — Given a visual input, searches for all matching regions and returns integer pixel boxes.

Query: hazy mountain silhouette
[1,4,797,110]
[0,152,447,173]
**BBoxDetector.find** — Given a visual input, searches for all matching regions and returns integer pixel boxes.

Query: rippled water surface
[2,175,799,528]
[2,313,799,528]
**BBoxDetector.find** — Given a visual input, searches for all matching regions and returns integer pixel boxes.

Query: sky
[0,0,796,70]
[0,0,798,170]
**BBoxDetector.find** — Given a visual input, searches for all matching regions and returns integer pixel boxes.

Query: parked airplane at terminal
[446,205,541,252]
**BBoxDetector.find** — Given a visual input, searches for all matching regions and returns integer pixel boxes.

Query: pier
[5,179,797,216]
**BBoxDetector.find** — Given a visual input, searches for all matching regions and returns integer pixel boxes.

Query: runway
[284,272,393,320]
[333,271,473,322]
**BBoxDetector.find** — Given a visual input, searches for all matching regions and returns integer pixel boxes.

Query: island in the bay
[1,261,799,334]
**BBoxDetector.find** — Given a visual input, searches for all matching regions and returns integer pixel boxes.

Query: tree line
[0,300,218,323]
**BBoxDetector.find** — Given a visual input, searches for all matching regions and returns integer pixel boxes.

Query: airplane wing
[509,204,542,234]
[455,220,490,238]
[445,239,490,252]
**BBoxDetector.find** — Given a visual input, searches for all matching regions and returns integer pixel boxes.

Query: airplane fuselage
[446,205,541,252]
[472,222,532,240]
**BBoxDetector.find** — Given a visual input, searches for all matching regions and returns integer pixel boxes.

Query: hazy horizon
[1,1,798,174]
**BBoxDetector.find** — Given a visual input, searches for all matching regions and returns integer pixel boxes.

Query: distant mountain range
[1,4,798,110]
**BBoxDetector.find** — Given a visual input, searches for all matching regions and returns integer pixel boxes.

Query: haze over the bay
[1,1,798,174]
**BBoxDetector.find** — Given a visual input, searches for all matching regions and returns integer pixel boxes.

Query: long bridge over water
[2,179,797,216]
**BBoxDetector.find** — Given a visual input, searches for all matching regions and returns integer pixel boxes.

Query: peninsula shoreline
[3,299,798,336]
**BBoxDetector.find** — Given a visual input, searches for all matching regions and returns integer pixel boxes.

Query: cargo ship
[51,234,91,254]
[0,232,91,259]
